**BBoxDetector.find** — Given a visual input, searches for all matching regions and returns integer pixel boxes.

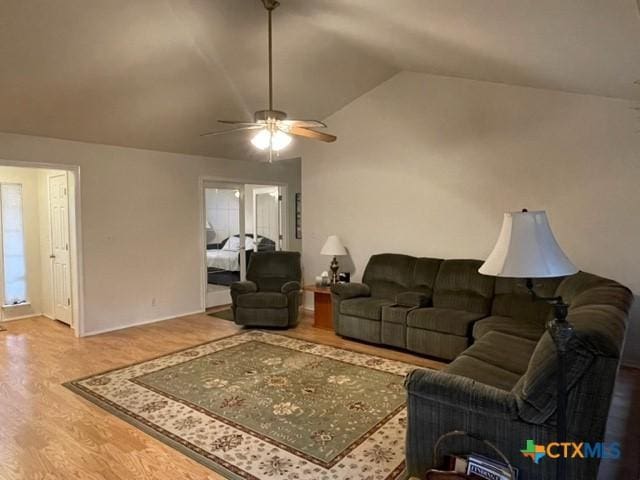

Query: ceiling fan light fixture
[271,129,292,150]
[202,0,336,156]
[250,128,291,151]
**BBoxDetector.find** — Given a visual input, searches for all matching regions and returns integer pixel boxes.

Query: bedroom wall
[0,166,42,321]
[300,71,640,366]
[0,132,301,335]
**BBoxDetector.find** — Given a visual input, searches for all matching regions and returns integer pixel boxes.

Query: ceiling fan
[201,0,337,161]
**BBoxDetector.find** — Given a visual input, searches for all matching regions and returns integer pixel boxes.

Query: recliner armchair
[230,251,301,328]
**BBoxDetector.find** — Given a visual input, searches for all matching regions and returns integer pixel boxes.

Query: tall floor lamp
[479,210,578,480]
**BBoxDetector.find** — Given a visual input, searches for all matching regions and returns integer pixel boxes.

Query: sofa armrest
[281,281,301,295]
[404,368,518,419]
[330,282,370,299]
[404,368,558,478]
[230,281,258,310]
[396,291,431,308]
[230,281,258,295]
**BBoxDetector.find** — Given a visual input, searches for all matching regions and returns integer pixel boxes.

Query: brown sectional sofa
[331,253,634,479]
[331,254,567,360]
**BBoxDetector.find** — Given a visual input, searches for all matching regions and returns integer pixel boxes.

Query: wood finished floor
[0,312,637,479]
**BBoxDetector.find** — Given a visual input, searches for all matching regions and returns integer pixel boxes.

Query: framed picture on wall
[295,193,302,239]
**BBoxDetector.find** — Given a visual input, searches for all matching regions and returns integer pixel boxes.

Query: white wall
[0,132,301,335]
[301,71,640,366]
[0,166,42,320]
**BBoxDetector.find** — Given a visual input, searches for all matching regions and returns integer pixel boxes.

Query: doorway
[203,181,286,309]
[0,163,81,334]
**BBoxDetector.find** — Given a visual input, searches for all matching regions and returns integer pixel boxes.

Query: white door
[48,174,72,325]
[252,186,283,250]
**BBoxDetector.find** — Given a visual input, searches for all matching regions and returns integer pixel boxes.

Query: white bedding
[206,249,241,271]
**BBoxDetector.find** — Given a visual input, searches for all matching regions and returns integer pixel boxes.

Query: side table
[304,285,333,330]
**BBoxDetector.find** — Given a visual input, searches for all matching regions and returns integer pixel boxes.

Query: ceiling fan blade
[289,126,337,143]
[201,126,263,137]
[218,120,263,126]
[279,119,327,129]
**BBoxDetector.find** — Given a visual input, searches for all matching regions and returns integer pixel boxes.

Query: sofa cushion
[340,297,394,321]
[246,251,301,292]
[411,257,442,296]
[444,355,521,391]
[491,277,561,325]
[362,253,417,299]
[406,328,470,360]
[462,331,537,375]
[407,308,486,336]
[236,292,288,309]
[473,315,545,341]
[433,259,495,314]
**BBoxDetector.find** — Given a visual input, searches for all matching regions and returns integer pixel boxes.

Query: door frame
[199,175,289,311]
[0,158,84,337]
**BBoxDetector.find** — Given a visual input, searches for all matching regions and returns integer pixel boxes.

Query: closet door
[252,186,282,251]
[204,183,245,308]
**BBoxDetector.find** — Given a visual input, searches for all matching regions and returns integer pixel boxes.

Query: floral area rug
[64,331,421,480]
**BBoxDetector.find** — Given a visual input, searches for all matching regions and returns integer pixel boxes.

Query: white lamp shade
[479,210,578,278]
[320,235,347,256]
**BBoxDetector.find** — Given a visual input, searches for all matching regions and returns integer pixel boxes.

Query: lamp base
[527,279,572,480]
[329,256,339,284]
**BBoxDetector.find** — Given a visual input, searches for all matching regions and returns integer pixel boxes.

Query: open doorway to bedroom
[203,181,285,308]
[0,164,80,333]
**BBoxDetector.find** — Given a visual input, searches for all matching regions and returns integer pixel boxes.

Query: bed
[206,234,276,285]
[206,249,241,271]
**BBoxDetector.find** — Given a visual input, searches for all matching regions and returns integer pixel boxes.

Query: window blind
[1,184,27,305]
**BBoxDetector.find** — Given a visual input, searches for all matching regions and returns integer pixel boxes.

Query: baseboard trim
[82,310,205,337]
[1,312,44,322]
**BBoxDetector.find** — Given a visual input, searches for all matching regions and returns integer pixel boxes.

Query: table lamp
[479,209,578,480]
[320,235,347,284]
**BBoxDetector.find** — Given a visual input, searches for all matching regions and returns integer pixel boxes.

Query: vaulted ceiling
[1,0,639,160]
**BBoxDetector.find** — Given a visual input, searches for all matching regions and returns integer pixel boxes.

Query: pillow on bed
[222,236,240,251]
[245,236,256,251]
